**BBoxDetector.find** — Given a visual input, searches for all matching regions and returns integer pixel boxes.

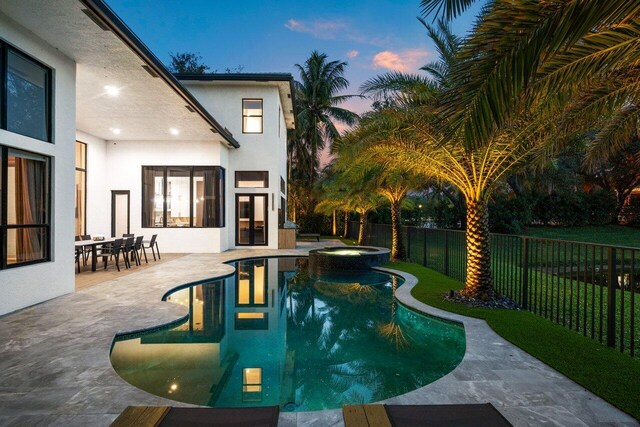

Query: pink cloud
[372,49,430,72]
[285,19,347,40]
[346,50,359,59]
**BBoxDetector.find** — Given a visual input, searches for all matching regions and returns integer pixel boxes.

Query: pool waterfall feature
[110,256,465,412]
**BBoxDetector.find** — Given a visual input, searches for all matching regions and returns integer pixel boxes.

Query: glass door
[236,194,268,246]
[111,191,130,237]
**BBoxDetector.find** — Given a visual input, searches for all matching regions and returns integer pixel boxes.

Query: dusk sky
[107,0,484,116]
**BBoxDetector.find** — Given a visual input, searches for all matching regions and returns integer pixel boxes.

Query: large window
[75,142,87,235]
[1,146,50,268]
[242,99,263,134]
[235,171,268,188]
[142,166,225,228]
[1,43,53,142]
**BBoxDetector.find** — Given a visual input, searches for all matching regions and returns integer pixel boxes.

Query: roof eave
[78,0,240,148]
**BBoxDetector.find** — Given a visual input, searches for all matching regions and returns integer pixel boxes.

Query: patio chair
[122,237,135,269]
[99,238,124,272]
[81,234,92,264]
[75,247,82,273]
[130,236,145,265]
[143,234,160,261]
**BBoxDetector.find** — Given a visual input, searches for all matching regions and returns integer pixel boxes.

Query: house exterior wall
[183,83,289,250]
[100,139,229,253]
[0,13,76,315]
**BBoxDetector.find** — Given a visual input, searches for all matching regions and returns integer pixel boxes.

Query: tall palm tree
[294,51,360,184]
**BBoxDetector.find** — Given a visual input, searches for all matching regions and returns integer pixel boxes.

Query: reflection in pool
[110,257,465,412]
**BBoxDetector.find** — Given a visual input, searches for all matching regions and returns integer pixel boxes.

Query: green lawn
[525,225,640,247]
[387,261,640,421]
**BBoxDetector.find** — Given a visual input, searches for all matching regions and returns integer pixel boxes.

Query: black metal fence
[348,221,640,358]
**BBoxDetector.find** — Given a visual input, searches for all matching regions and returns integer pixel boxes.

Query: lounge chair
[343,403,512,427]
[111,405,280,427]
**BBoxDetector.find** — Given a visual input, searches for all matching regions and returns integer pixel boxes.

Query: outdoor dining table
[75,237,130,272]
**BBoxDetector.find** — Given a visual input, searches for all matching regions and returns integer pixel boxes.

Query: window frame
[235,170,269,189]
[0,41,54,143]
[241,98,263,134]
[0,145,52,269]
[141,165,225,229]
[75,141,87,236]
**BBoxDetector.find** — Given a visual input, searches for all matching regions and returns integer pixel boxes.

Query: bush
[488,193,533,234]
[531,190,616,226]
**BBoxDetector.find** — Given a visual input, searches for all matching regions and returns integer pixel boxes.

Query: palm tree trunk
[390,199,406,260]
[343,211,349,238]
[460,199,494,300]
[358,211,369,246]
[332,210,337,235]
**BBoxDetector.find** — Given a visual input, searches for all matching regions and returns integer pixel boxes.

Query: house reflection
[110,257,295,408]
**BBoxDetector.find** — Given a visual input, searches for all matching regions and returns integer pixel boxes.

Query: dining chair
[122,237,135,269]
[131,236,145,266]
[143,234,160,261]
[99,238,124,272]
[81,235,92,264]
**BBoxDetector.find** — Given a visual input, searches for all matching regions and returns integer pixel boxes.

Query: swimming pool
[110,257,465,412]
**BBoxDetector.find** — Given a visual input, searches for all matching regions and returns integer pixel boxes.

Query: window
[235,171,268,188]
[242,99,263,134]
[279,196,286,227]
[75,142,87,235]
[1,43,53,142]
[242,368,263,401]
[280,177,285,194]
[236,260,267,306]
[142,166,224,228]
[1,146,50,268]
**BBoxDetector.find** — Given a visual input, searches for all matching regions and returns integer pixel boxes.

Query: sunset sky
[108,0,482,114]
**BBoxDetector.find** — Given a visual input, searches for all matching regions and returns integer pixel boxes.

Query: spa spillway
[308,246,391,276]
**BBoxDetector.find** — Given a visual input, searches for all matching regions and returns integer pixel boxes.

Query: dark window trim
[76,141,87,236]
[0,39,54,143]
[235,193,269,247]
[0,145,51,269]
[242,98,263,134]
[235,170,269,188]
[111,190,130,236]
[141,165,225,229]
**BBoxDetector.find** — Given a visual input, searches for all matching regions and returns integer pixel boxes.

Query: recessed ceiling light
[111,128,121,135]
[169,128,180,136]
[104,85,120,97]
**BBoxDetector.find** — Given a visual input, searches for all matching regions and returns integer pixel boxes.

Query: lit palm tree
[333,121,426,260]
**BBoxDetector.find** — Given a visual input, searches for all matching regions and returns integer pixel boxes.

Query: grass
[387,261,640,420]
[525,225,640,247]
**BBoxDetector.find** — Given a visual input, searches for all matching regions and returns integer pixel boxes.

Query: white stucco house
[0,0,295,315]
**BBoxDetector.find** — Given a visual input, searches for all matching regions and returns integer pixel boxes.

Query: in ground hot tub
[308,246,391,276]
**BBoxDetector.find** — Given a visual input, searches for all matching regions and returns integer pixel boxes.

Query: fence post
[521,238,529,310]
[423,228,427,267]
[607,247,617,348]
[444,231,450,276]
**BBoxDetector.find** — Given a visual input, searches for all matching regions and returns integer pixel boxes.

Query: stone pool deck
[0,242,637,426]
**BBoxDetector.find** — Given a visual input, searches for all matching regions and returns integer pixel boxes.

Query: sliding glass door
[236,194,267,246]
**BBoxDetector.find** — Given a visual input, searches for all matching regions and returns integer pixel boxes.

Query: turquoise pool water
[110,257,465,412]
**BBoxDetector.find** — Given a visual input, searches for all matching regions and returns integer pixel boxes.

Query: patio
[0,241,636,426]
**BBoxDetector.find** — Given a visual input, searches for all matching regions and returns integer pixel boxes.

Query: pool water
[110,257,465,412]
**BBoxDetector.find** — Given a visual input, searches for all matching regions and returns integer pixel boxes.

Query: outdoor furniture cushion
[111,406,279,427]
[384,403,512,427]
[160,406,279,427]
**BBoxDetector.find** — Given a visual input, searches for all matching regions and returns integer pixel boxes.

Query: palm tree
[294,51,360,184]
[333,118,426,260]
[420,0,640,149]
